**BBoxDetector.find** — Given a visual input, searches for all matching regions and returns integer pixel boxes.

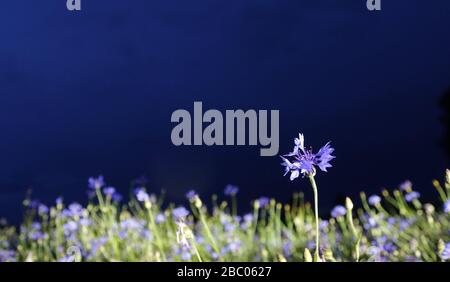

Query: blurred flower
[56,197,63,206]
[368,195,381,206]
[441,243,450,260]
[443,200,450,213]
[224,185,239,196]
[243,213,253,223]
[173,207,190,220]
[281,133,335,180]
[405,191,420,202]
[331,205,346,218]
[155,213,166,224]
[63,221,78,236]
[88,175,105,190]
[256,197,270,208]
[0,250,15,262]
[135,188,149,202]
[103,187,116,196]
[399,180,412,191]
[38,204,49,215]
[185,190,198,202]
[62,203,83,218]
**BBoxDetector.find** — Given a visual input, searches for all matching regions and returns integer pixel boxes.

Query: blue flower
[399,180,412,191]
[55,197,63,206]
[63,221,78,236]
[38,204,49,215]
[281,133,335,180]
[443,200,450,213]
[88,175,105,190]
[134,188,149,202]
[155,213,166,224]
[243,213,253,223]
[173,207,190,220]
[68,203,83,217]
[368,195,381,206]
[103,186,116,196]
[331,205,346,218]
[256,197,270,208]
[405,191,420,202]
[224,185,239,196]
[185,190,198,201]
[0,250,16,262]
[441,243,450,260]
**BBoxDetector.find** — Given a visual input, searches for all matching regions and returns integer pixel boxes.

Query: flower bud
[304,248,312,262]
[345,197,354,210]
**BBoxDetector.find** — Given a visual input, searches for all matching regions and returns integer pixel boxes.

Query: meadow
[0,173,449,262]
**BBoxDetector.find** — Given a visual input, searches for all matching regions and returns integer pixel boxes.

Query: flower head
[224,185,239,196]
[443,200,450,213]
[405,191,420,202]
[399,180,412,192]
[38,204,49,215]
[441,243,450,261]
[331,205,346,218]
[103,187,116,196]
[88,175,105,190]
[172,206,190,220]
[134,188,149,202]
[185,190,198,202]
[256,197,270,208]
[281,133,335,180]
[368,195,381,206]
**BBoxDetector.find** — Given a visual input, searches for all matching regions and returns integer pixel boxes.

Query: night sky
[1,1,449,222]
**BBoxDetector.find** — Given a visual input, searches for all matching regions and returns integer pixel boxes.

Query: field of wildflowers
[0,134,449,262]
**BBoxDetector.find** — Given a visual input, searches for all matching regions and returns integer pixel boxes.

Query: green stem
[308,174,320,261]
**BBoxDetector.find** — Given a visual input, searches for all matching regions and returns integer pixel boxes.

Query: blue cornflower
[331,205,346,218]
[368,195,381,206]
[173,206,190,220]
[56,197,63,206]
[243,213,253,223]
[155,213,166,224]
[185,190,198,201]
[68,203,83,217]
[63,221,78,236]
[30,231,47,241]
[224,185,239,196]
[0,250,16,262]
[281,133,335,180]
[38,204,49,215]
[443,200,450,213]
[180,248,192,261]
[399,180,412,191]
[103,186,116,196]
[441,243,450,260]
[88,175,105,190]
[405,191,420,202]
[256,197,270,208]
[134,188,149,202]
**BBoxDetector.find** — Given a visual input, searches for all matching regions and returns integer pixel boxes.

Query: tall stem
[308,174,320,261]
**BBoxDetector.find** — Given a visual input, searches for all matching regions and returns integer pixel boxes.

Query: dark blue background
[1,1,449,222]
